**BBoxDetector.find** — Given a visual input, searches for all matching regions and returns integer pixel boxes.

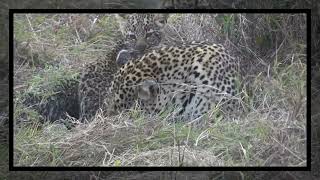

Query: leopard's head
[115,14,168,65]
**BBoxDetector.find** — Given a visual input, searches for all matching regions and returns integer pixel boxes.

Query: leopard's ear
[153,14,169,28]
[137,79,159,100]
[116,49,131,65]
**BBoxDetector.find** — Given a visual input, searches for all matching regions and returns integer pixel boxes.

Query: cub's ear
[116,49,131,65]
[154,14,169,28]
[137,80,159,100]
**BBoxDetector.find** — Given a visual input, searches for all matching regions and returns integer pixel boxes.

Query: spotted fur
[109,42,240,121]
[78,14,168,121]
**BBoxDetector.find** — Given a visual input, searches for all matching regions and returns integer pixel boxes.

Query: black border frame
[9,8,311,171]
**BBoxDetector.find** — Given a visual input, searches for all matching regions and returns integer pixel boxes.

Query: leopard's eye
[127,32,136,40]
[129,34,136,39]
[158,20,165,24]
[146,32,153,38]
[145,29,154,38]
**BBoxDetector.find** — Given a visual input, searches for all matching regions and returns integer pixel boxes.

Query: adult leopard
[109,42,240,122]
